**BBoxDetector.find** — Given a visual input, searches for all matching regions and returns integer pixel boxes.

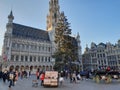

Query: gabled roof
[12,23,50,41]
[98,42,106,47]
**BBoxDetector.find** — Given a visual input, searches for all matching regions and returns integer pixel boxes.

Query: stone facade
[2,0,82,71]
[82,41,120,71]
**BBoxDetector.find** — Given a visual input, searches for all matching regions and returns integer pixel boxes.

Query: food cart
[43,71,58,87]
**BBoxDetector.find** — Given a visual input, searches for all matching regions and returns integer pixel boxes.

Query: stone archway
[21,65,24,71]
[34,65,38,69]
[9,65,14,70]
[25,65,29,70]
[15,65,20,71]
[46,66,49,71]
[39,66,42,71]
[30,66,33,71]
[42,65,45,71]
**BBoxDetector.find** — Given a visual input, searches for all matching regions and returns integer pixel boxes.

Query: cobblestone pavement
[0,75,120,90]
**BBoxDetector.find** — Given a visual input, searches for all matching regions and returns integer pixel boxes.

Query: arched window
[30,56,32,62]
[48,57,51,62]
[41,57,44,62]
[16,55,19,61]
[38,56,40,62]
[48,47,51,52]
[11,55,14,61]
[25,56,28,62]
[34,56,36,62]
[21,55,24,62]
[45,57,47,62]
[42,46,44,51]
[39,46,41,51]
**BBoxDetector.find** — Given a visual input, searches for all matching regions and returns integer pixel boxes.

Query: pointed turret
[6,11,14,34]
[85,44,89,52]
[76,32,83,70]
[76,33,81,49]
[76,32,81,44]
[8,10,14,23]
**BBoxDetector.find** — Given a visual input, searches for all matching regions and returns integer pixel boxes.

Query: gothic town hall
[2,0,82,72]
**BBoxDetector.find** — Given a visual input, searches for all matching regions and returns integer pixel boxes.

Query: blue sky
[0,0,120,55]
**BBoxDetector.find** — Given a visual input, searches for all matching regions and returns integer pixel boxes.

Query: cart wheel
[95,75,100,83]
[106,75,112,84]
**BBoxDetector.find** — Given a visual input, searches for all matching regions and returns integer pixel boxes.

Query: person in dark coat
[0,70,3,79]
[13,71,17,86]
[2,70,8,83]
[8,69,14,88]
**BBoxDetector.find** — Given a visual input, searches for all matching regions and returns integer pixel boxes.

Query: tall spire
[6,10,14,34]
[77,32,80,39]
[46,0,60,31]
[8,10,14,23]
[76,32,81,44]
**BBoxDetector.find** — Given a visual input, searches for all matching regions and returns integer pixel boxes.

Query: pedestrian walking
[2,70,8,83]
[13,71,18,86]
[29,70,31,77]
[72,71,77,83]
[59,71,64,85]
[8,69,14,88]
[36,68,40,80]
[77,73,81,80]
[40,72,45,86]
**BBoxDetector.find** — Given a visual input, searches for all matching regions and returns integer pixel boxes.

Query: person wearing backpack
[8,69,14,88]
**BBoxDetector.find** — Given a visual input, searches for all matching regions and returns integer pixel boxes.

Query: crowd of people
[0,68,19,88]
[0,68,92,88]
[61,70,90,83]
[0,68,32,88]
[35,69,89,86]
[35,68,45,86]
